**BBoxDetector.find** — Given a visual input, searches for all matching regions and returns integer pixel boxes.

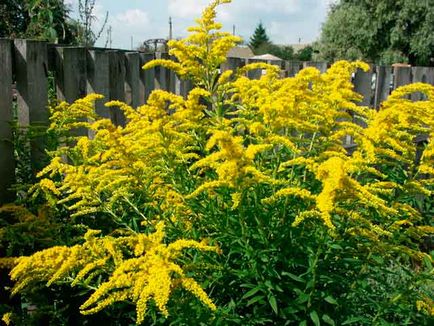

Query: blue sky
[65,0,335,50]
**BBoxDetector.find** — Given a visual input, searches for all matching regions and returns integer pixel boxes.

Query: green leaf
[324,295,338,305]
[282,272,305,283]
[329,244,343,250]
[423,255,433,269]
[264,280,273,289]
[342,317,368,325]
[242,287,262,300]
[299,321,307,326]
[306,279,315,289]
[295,292,309,304]
[371,255,384,264]
[268,295,278,314]
[322,314,335,326]
[310,310,320,326]
[246,295,265,306]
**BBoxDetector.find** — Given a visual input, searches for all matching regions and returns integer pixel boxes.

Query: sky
[65,0,336,50]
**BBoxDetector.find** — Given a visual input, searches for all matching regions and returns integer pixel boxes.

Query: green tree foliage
[0,0,78,44]
[249,22,271,52]
[0,0,28,38]
[248,22,313,61]
[75,0,109,47]
[296,45,314,61]
[320,0,434,65]
[268,45,295,61]
[253,42,295,60]
[26,0,75,42]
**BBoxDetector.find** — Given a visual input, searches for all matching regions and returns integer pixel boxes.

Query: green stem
[306,230,324,309]
[122,195,150,226]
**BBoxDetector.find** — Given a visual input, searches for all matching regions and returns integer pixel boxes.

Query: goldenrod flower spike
[1,312,12,326]
[143,0,241,90]
[10,223,219,324]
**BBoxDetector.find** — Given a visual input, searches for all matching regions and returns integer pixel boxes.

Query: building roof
[227,46,254,59]
[250,53,283,61]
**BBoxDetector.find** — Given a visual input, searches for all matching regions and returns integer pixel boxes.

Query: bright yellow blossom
[10,223,219,324]
[2,312,12,326]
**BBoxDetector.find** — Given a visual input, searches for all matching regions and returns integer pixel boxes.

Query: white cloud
[167,0,331,44]
[116,9,150,27]
[90,0,334,49]
[250,1,302,15]
[220,0,333,45]
[107,9,155,49]
[168,0,209,19]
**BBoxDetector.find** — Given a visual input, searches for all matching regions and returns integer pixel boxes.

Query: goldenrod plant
[10,222,219,324]
[5,0,434,324]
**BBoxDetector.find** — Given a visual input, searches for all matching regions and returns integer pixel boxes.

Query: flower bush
[4,0,434,324]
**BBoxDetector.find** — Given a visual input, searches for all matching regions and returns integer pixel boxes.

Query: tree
[249,22,270,52]
[0,0,109,46]
[271,45,295,61]
[26,0,75,43]
[248,23,296,60]
[75,0,109,47]
[319,0,434,65]
[0,0,28,38]
[296,45,313,61]
[0,0,78,44]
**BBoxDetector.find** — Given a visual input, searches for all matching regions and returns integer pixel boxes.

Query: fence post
[174,73,181,96]
[55,47,87,102]
[87,49,110,118]
[344,66,374,146]
[285,61,302,77]
[374,65,393,109]
[303,61,328,73]
[0,39,15,203]
[154,52,170,91]
[353,66,373,107]
[412,66,431,161]
[109,51,126,126]
[393,66,412,89]
[14,39,49,174]
[246,59,263,79]
[221,57,245,73]
[180,79,193,98]
[411,67,434,101]
[125,52,140,108]
[168,55,178,94]
[53,47,88,137]
[139,53,155,102]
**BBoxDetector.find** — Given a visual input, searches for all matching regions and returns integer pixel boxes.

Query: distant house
[227,46,254,59]
[251,53,283,61]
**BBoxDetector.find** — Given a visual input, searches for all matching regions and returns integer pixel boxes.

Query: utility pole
[105,25,112,48]
[233,24,236,36]
[131,36,133,50]
[169,16,173,40]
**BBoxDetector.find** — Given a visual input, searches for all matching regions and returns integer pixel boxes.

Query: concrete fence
[1,38,433,203]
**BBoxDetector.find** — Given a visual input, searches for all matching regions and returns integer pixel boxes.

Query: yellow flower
[2,312,12,326]
[10,223,219,324]
[0,257,18,269]
[144,0,241,91]
[416,297,434,316]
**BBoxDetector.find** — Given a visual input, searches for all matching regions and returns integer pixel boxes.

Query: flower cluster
[10,222,219,324]
[143,0,241,91]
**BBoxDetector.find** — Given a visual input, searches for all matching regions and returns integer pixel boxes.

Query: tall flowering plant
[4,0,433,324]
